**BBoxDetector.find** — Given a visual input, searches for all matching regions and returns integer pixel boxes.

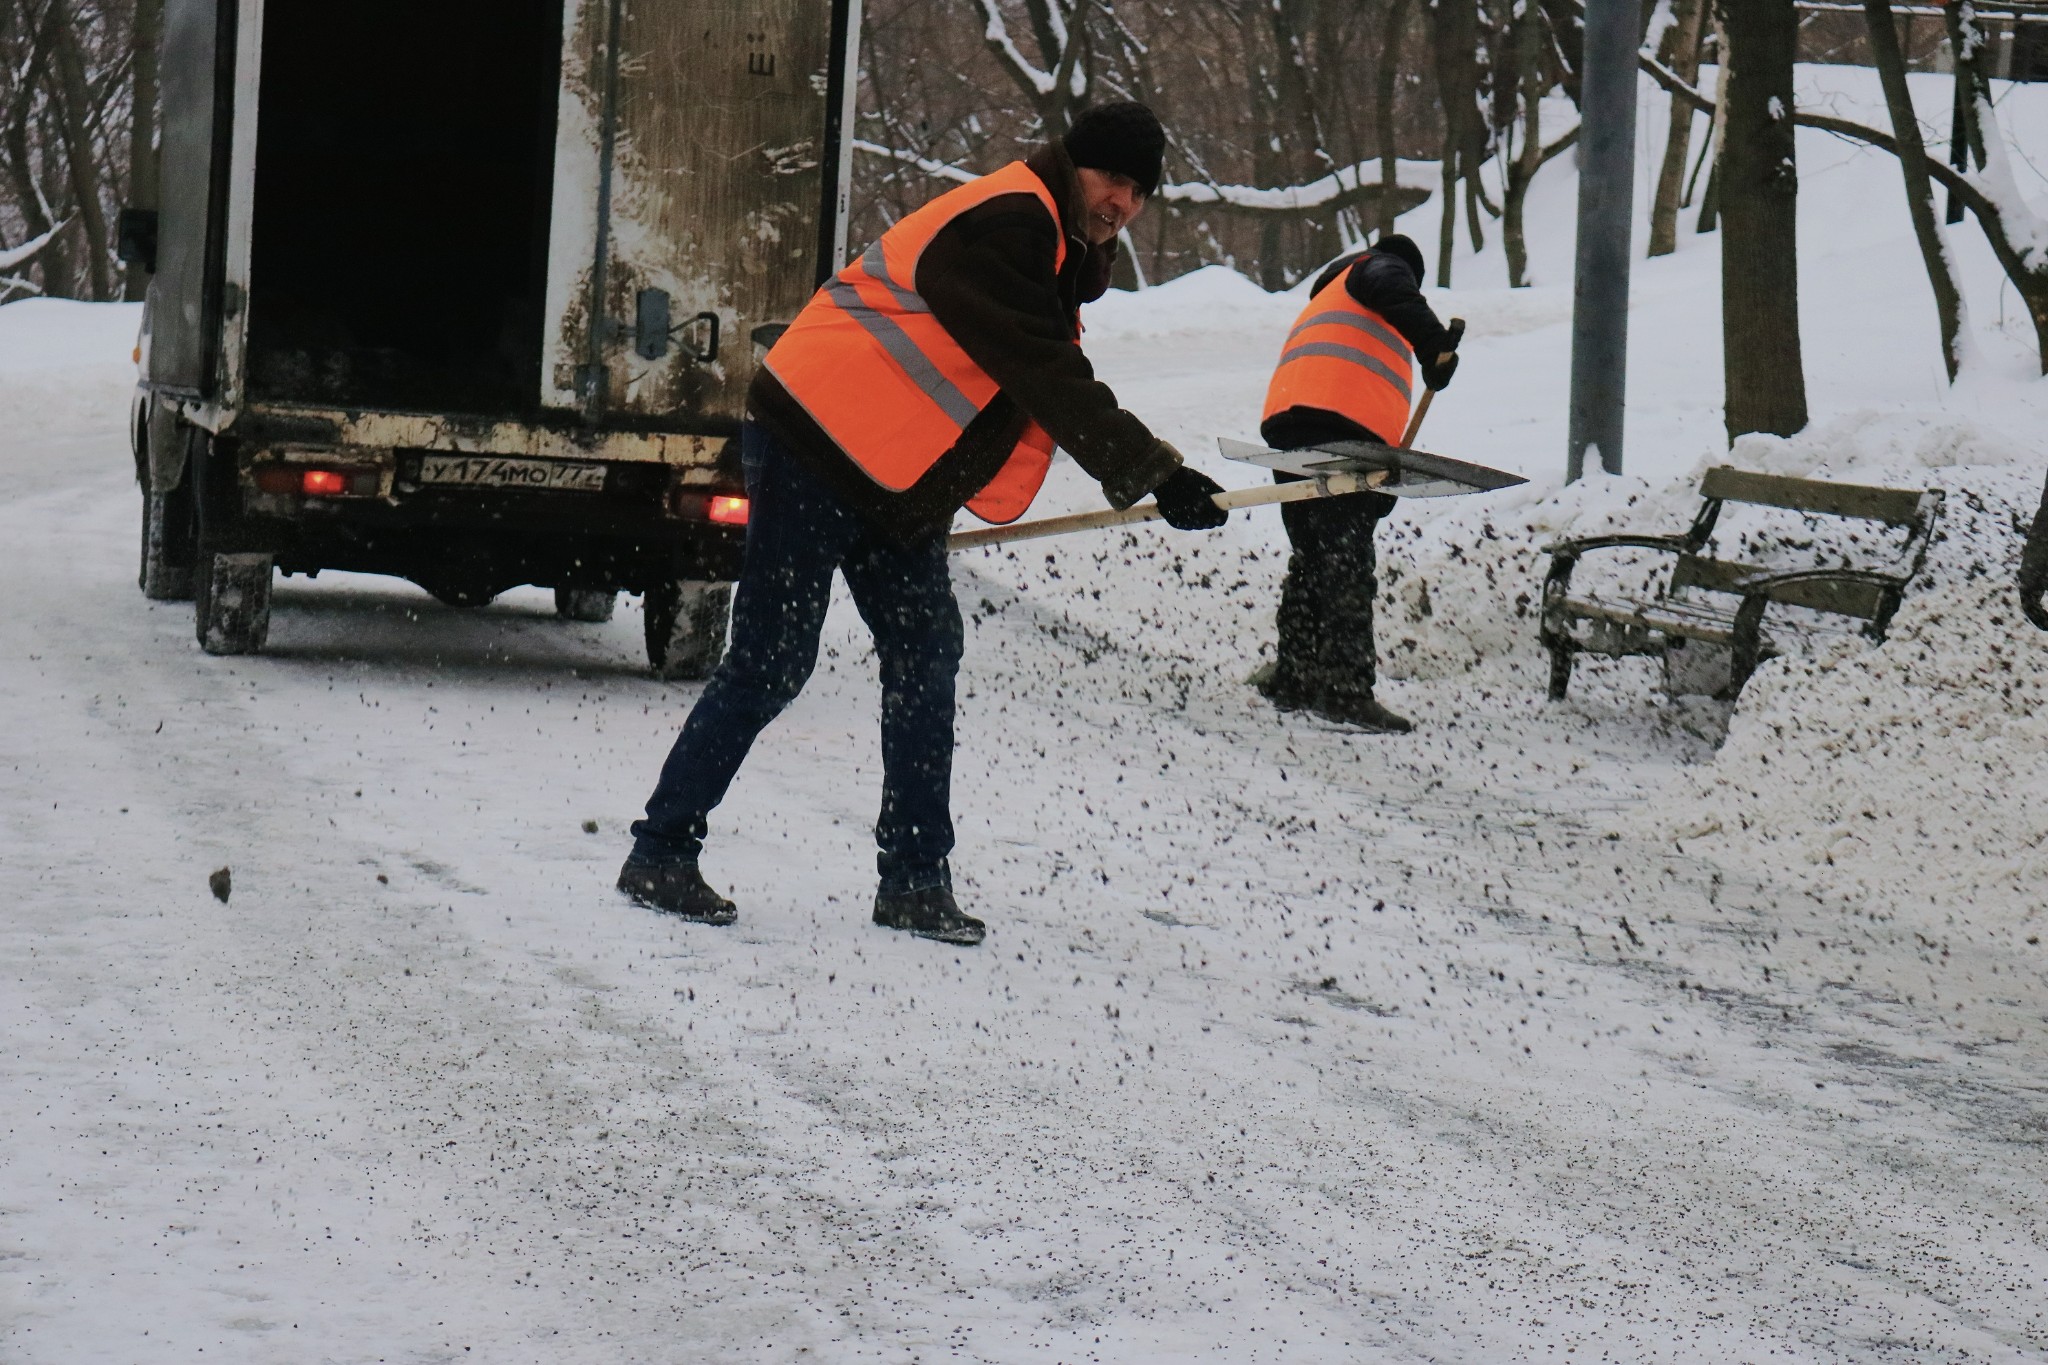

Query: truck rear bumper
[249,488,746,592]
[202,403,747,594]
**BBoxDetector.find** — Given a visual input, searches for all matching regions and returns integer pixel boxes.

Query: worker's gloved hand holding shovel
[1152,465,1230,531]
[1421,318,1465,392]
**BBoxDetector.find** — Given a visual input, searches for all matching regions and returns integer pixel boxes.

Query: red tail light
[708,495,749,525]
[253,464,379,497]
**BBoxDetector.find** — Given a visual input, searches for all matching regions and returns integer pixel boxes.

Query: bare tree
[0,0,137,301]
[1429,0,1481,284]
[1499,0,1579,286]
[1375,0,1414,238]
[47,0,116,299]
[1864,0,1961,379]
[855,0,1438,289]
[1715,0,1807,439]
[1641,4,2048,374]
[1646,0,1705,256]
[973,0,1098,135]
[124,0,161,300]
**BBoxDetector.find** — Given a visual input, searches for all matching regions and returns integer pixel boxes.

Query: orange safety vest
[764,162,1067,525]
[1262,259,1416,444]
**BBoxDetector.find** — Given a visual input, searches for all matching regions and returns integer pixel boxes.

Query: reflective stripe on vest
[1261,261,1417,444]
[763,161,1067,525]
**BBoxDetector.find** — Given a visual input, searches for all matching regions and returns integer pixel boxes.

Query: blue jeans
[629,421,963,895]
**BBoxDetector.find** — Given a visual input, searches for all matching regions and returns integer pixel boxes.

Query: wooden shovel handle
[947,468,1389,553]
[1399,316,1464,448]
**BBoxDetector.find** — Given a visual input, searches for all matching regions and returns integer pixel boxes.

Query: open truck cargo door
[151,0,237,401]
[543,0,858,425]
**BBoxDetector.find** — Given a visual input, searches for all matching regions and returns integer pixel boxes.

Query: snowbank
[1367,406,2048,929]
[0,299,141,443]
[1639,437,2048,930]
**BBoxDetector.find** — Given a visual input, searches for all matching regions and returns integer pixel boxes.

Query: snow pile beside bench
[1633,418,2048,930]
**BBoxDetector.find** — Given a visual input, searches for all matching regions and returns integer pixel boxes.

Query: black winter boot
[616,859,738,924]
[872,885,986,945]
[1312,690,1413,734]
[1249,660,1316,713]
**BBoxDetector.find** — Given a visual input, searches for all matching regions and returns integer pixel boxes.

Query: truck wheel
[554,587,617,622]
[139,482,197,602]
[644,580,731,681]
[195,552,275,655]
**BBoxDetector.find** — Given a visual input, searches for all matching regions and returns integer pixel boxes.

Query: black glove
[1151,466,1228,531]
[1421,317,1466,392]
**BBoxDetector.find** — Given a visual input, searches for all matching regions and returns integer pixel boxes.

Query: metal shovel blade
[1218,437,1528,499]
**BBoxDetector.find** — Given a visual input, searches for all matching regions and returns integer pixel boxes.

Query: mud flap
[196,553,274,655]
[644,579,730,681]
[140,482,198,602]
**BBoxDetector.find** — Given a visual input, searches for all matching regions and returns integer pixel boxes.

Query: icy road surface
[5,402,2046,1362]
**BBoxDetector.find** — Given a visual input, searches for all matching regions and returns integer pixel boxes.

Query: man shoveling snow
[618,103,1227,945]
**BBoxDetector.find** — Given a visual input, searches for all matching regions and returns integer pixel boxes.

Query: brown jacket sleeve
[915,199,1180,509]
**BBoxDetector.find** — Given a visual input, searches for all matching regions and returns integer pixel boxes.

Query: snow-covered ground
[4,66,2047,1363]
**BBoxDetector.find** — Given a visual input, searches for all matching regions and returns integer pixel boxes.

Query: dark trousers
[1272,470,1398,698]
[630,421,963,895]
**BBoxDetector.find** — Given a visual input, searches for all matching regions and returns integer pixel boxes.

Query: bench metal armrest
[1729,566,1906,597]
[1722,570,1911,692]
[1541,536,1696,633]
[1540,533,1694,559]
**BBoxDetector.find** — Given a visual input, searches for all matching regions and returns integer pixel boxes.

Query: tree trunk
[33,107,78,299]
[1716,0,1806,439]
[47,0,113,299]
[1502,0,1545,286]
[1695,14,1729,232]
[1648,0,1706,255]
[1437,132,1459,284]
[1376,0,1411,239]
[125,0,164,301]
[1864,0,1962,379]
[1432,0,1479,285]
[1945,0,2048,368]
[1267,0,1342,274]
[3,1,59,260]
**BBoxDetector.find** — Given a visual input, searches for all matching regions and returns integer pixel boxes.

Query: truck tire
[554,587,617,622]
[644,579,731,681]
[139,482,197,602]
[195,552,275,655]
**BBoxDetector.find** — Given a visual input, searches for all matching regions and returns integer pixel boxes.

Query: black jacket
[1261,248,1456,451]
[750,144,1180,538]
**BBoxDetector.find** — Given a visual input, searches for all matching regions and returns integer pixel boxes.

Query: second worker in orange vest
[1254,234,1462,733]
[619,102,1228,945]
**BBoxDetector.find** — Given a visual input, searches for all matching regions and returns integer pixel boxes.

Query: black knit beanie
[1063,102,1166,197]
[1373,233,1426,284]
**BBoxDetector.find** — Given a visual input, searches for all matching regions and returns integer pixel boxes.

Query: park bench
[1539,466,1945,701]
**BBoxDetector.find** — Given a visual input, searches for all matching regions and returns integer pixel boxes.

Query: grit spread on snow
[5,64,2048,1364]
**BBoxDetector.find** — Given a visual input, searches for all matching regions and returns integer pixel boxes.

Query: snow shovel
[946,441,1525,552]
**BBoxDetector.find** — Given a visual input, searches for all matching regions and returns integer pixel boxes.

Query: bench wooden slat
[1697,467,1928,525]
[1668,554,1891,618]
[1564,593,1746,647]
[1564,590,1846,650]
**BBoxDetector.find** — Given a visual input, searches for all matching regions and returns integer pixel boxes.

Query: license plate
[416,455,607,492]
